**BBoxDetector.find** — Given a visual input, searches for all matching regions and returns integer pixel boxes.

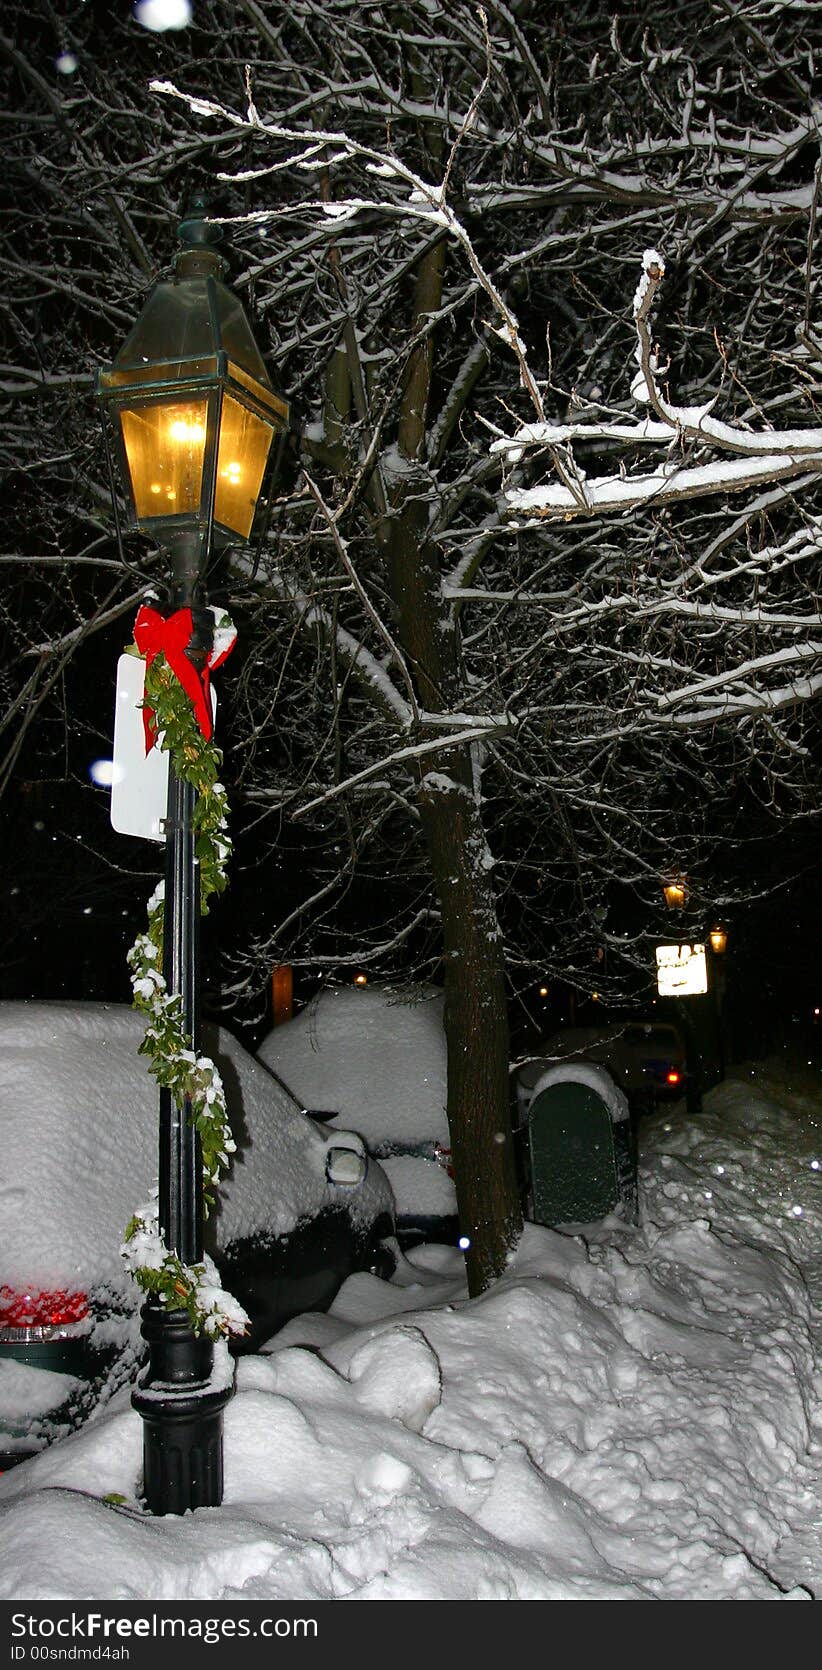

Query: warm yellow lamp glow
[354,973,368,987]
[117,393,275,543]
[708,926,728,955]
[213,393,274,539]
[120,398,208,521]
[663,879,688,909]
[169,418,206,444]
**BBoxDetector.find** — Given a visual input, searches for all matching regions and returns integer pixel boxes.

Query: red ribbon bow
[133,605,236,754]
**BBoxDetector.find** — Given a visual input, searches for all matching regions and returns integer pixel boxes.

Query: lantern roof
[97,201,289,427]
[95,198,289,580]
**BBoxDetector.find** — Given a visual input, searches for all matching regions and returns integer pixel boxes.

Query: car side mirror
[325,1146,368,1188]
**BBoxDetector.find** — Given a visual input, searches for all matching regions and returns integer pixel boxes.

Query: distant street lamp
[708,925,728,955]
[662,877,688,910]
[97,195,289,1515]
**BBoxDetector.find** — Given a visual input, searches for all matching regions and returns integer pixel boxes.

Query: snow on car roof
[0,1001,390,1291]
[258,983,449,1146]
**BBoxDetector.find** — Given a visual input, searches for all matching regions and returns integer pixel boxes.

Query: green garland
[121,637,249,1340]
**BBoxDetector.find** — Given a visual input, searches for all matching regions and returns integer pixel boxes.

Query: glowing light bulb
[169,419,205,444]
[458,1236,471,1250]
[354,973,368,987]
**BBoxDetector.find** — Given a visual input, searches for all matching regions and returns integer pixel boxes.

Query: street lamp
[97,196,289,1515]
[709,925,728,955]
[662,877,688,910]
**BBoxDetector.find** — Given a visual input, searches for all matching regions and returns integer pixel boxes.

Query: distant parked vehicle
[514,1018,689,1121]
[0,1001,395,1467]
[258,983,459,1247]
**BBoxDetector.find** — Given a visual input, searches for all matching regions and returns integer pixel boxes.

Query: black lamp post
[97,196,289,1515]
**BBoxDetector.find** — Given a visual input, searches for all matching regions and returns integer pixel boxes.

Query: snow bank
[0,1060,818,1600]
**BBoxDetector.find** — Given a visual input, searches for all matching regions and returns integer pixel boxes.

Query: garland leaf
[122,625,248,1339]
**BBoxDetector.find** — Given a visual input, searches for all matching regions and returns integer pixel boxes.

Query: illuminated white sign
[655,943,708,997]
[110,654,168,842]
[110,654,215,843]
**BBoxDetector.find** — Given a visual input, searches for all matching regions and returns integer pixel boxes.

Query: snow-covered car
[0,1001,395,1466]
[514,1019,689,1121]
[258,983,458,1247]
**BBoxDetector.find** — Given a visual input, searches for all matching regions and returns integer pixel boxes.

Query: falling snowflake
[134,0,192,33]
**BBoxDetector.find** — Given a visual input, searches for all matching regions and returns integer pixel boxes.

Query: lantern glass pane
[228,360,289,421]
[119,398,209,521]
[214,394,274,539]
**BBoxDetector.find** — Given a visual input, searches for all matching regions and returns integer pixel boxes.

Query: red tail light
[667,1070,681,1086]
[0,1285,88,1334]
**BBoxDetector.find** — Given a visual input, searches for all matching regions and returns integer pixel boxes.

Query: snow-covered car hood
[0,1001,392,1295]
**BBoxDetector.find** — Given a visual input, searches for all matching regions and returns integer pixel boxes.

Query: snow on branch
[658,669,822,729]
[493,248,822,520]
[506,451,817,519]
[150,75,547,426]
[265,569,414,731]
[291,720,518,822]
[653,641,822,716]
[302,472,422,727]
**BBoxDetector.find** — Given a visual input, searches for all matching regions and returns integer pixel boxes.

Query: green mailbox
[525,1064,637,1227]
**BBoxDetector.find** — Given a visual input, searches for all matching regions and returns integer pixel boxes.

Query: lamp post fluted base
[132,1302,232,1515]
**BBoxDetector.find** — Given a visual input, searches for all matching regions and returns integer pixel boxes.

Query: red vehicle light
[666,1070,681,1087]
[0,1286,88,1330]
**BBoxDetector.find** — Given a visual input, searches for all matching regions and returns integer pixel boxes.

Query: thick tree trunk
[382,482,522,1295]
[324,214,523,1293]
[418,774,523,1295]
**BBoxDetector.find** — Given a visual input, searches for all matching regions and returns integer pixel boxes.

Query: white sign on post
[110,654,169,842]
[655,943,708,997]
[110,654,218,843]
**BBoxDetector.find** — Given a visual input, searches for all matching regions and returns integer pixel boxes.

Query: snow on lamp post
[97,195,289,1516]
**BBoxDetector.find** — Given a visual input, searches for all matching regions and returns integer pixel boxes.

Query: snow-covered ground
[0,1057,819,1601]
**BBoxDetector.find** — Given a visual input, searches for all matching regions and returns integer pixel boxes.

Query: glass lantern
[97,212,289,583]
